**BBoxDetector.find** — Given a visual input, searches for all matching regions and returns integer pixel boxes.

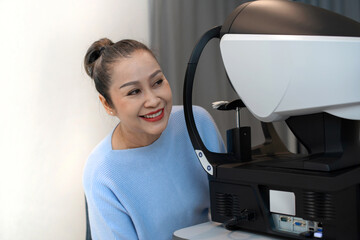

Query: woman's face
[106,50,173,140]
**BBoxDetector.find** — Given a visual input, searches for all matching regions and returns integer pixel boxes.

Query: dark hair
[84,38,155,107]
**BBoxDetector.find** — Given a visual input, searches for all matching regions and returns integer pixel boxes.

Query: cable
[223,209,256,230]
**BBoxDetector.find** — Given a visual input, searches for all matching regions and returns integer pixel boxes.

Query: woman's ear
[99,95,114,116]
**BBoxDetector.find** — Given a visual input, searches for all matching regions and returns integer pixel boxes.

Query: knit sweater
[83,105,225,240]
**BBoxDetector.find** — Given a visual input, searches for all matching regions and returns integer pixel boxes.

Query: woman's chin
[146,123,168,137]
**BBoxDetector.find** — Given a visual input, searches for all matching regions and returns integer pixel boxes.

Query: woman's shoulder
[170,105,184,116]
[168,105,212,128]
[169,105,215,128]
[168,105,217,136]
[87,132,112,162]
[83,132,114,185]
[168,105,224,153]
[170,105,210,118]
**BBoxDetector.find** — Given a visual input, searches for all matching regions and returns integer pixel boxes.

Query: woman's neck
[111,123,160,150]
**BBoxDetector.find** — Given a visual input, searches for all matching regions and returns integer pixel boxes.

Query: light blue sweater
[83,106,225,240]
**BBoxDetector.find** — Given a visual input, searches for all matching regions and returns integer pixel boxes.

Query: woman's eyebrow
[119,81,140,89]
[149,69,162,79]
[119,70,162,89]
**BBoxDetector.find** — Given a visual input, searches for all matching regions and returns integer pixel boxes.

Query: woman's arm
[193,105,226,154]
[85,176,138,240]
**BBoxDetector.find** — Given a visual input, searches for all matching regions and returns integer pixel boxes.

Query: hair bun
[84,38,113,78]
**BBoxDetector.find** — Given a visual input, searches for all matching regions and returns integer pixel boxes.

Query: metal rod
[236,107,240,128]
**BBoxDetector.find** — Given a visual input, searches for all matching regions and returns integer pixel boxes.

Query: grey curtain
[149,0,360,151]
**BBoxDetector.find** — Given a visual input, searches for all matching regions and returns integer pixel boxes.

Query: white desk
[173,222,283,240]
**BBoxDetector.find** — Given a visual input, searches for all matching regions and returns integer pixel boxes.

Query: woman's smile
[140,108,164,122]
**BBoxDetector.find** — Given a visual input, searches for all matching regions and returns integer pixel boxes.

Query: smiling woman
[105,50,172,149]
[83,38,225,240]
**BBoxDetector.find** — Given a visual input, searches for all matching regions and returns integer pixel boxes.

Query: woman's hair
[84,38,155,107]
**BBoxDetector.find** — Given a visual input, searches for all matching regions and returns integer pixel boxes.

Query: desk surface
[173,222,283,240]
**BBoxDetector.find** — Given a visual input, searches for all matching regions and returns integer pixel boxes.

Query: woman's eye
[127,89,140,96]
[154,79,163,86]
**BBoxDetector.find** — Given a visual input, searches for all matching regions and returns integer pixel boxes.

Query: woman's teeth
[143,110,163,119]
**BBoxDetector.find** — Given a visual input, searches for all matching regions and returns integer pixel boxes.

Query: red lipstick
[140,108,164,122]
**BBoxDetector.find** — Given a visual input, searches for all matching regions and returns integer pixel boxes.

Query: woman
[83,38,225,240]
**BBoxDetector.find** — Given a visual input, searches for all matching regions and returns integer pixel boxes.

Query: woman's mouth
[140,108,164,122]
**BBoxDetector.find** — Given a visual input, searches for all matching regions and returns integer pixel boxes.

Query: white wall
[0,1,150,239]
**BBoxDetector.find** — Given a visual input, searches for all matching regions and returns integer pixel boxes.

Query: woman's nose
[144,90,160,107]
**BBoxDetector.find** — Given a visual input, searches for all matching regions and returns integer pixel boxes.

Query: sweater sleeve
[85,170,139,240]
[193,106,226,154]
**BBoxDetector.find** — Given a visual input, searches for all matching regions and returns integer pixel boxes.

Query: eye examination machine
[183,0,360,239]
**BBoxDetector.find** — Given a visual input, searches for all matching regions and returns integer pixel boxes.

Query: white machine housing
[220,34,360,122]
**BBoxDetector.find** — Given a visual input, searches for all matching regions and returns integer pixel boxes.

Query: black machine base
[210,162,360,240]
